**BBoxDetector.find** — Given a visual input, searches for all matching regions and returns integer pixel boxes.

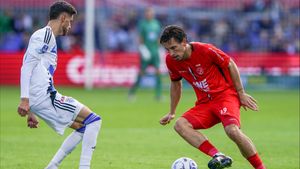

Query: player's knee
[83,112,101,125]
[225,124,241,140]
[77,113,102,133]
[174,119,187,135]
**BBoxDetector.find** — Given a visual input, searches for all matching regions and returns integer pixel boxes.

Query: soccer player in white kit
[17,1,101,169]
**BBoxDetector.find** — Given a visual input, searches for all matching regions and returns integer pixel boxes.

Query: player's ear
[59,13,66,23]
[182,38,187,45]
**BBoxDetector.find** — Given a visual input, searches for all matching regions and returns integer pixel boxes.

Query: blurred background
[0,0,299,90]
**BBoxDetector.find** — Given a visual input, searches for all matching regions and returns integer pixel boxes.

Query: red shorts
[182,91,241,129]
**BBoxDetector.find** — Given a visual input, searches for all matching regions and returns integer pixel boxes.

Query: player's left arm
[18,54,39,117]
[207,45,258,111]
[228,59,258,111]
[27,112,39,128]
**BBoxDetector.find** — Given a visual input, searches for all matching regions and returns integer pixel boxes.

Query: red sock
[198,140,219,157]
[247,153,265,169]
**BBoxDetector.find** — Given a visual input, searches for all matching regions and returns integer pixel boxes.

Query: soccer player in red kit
[159,25,266,169]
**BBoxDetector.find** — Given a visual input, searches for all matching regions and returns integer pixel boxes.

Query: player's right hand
[17,98,30,117]
[159,113,175,125]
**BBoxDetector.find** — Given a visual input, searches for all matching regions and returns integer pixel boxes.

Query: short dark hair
[49,1,77,20]
[160,25,187,44]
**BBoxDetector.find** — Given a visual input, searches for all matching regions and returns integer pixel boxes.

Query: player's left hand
[238,92,258,111]
[27,112,39,128]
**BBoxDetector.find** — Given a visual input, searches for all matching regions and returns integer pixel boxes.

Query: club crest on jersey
[196,67,204,75]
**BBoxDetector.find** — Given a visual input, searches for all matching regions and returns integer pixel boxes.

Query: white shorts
[30,92,83,135]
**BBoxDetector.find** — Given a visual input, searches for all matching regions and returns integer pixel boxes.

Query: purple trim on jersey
[51,45,57,54]
[47,77,56,93]
[49,65,55,75]
[47,65,56,93]
[83,113,101,125]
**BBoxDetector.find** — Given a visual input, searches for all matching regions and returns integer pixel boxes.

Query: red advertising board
[0,51,299,86]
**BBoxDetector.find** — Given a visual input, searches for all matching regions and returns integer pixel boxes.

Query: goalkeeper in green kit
[129,7,162,101]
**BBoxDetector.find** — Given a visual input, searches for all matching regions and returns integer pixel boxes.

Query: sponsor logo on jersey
[65,97,75,103]
[40,44,48,53]
[192,78,210,92]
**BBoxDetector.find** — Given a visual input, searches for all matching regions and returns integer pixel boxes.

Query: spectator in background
[0,9,13,34]
[0,1,299,54]
[0,32,24,51]
[0,9,17,51]
[128,7,162,101]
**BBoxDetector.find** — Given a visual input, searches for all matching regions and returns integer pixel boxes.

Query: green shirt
[138,19,161,51]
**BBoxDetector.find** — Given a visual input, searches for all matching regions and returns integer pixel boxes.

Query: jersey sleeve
[20,53,39,98]
[166,57,182,81]
[207,45,231,69]
[20,35,45,98]
[207,44,234,86]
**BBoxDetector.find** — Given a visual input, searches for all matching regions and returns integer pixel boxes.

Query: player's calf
[79,113,102,169]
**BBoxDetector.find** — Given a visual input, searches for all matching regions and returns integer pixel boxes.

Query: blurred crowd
[0,0,299,54]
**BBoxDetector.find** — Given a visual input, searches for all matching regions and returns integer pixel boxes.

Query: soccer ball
[171,157,198,169]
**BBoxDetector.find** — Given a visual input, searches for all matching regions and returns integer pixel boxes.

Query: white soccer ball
[171,157,198,169]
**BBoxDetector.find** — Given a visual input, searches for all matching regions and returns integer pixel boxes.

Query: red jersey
[166,42,236,104]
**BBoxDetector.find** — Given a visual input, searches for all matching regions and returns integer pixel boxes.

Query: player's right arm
[169,80,182,115]
[160,80,182,125]
[160,57,182,125]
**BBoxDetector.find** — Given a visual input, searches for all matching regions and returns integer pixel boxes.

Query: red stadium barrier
[0,51,141,87]
[0,51,299,87]
[231,53,300,76]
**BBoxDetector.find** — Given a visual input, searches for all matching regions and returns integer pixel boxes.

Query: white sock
[79,119,101,169]
[45,131,83,169]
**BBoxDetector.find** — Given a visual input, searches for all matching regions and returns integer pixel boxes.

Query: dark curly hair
[49,1,77,20]
[159,25,187,44]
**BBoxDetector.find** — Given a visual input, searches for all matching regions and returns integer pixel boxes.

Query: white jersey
[20,26,58,106]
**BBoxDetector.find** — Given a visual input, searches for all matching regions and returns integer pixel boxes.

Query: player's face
[60,14,74,36]
[145,8,154,20]
[162,38,188,61]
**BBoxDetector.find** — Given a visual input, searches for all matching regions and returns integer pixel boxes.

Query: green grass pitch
[0,86,299,169]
